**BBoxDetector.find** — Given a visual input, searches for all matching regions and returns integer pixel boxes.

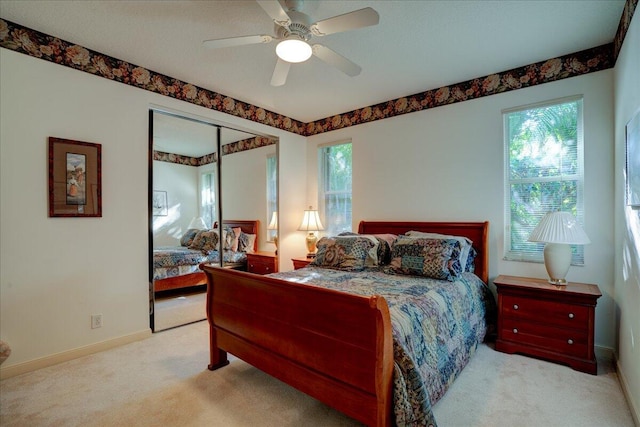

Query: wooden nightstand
[494,275,601,374]
[246,251,278,275]
[292,257,313,270]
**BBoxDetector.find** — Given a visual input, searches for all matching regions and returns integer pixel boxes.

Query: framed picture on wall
[627,110,640,207]
[48,137,102,217]
[152,190,168,216]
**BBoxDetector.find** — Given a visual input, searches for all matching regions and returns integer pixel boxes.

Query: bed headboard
[358,220,489,284]
[214,220,260,252]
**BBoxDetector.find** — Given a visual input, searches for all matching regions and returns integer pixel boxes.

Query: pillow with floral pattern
[385,236,462,281]
[180,228,200,247]
[310,236,377,271]
[189,230,219,253]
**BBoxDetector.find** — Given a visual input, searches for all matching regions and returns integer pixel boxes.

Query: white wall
[614,10,640,422]
[0,48,305,374]
[307,70,616,350]
[152,160,199,246]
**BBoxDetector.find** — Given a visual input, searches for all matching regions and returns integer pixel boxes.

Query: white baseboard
[595,344,615,363]
[0,329,152,380]
[615,354,640,427]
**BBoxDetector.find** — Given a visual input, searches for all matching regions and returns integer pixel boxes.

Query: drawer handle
[567,339,574,345]
[265,267,270,272]
[513,328,518,334]
[568,313,574,319]
[513,304,519,310]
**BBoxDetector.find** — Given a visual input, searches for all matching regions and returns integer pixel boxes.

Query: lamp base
[305,232,318,258]
[543,243,572,286]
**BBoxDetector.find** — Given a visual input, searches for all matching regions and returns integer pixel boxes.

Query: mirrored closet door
[149,109,278,332]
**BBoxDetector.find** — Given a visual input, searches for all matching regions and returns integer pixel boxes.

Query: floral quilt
[269,266,494,427]
[153,247,247,281]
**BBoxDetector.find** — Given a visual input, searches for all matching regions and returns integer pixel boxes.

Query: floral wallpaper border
[0,1,635,139]
[153,136,276,166]
[614,0,638,61]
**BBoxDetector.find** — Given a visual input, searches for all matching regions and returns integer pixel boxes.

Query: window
[200,170,216,228]
[319,142,352,236]
[266,154,277,241]
[504,97,585,264]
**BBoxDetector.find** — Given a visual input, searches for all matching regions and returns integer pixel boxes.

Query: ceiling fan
[203,0,379,86]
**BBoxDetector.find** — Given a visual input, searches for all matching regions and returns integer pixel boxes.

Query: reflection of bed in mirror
[153,220,259,293]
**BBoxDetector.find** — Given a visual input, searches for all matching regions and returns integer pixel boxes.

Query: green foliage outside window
[505,98,585,263]
[320,142,352,235]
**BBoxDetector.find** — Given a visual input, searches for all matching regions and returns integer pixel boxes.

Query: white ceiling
[153,112,258,157]
[0,0,625,124]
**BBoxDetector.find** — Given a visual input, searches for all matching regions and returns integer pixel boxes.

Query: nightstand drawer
[501,295,589,330]
[494,275,601,374]
[500,318,589,358]
[248,259,275,274]
[246,252,278,275]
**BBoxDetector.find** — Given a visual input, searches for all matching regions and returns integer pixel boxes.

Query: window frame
[266,153,277,242]
[503,95,586,265]
[199,168,217,229]
[318,140,352,236]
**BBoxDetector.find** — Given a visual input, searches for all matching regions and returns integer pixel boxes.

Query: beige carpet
[154,289,206,331]
[0,321,635,427]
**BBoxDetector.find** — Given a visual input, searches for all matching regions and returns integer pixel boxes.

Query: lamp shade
[268,211,278,230]
[187,217,207,230]
[276,38,312,63]
[528,211,590,244]
[298,206,324,232]
[528,211,589,285]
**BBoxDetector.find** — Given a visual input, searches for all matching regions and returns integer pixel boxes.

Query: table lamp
[187,217,207,230]
[528,211,590,285]
[268,211,278,254]
[297,206,324,258]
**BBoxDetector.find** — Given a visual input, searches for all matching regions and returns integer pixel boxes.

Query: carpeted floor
[153,288,206,331]
[0,321,635,427]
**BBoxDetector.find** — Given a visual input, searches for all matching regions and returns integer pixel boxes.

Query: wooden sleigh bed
[201,220,490,426]
[153,219,259,292]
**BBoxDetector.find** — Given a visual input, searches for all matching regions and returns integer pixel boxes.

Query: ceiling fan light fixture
[276,38,312,63]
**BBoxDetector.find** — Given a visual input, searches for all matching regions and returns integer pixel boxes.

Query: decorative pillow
[310,236,377,271]
[373,233,396,265]
[219,227,236,251]
[337,232,395,266]
[465,246,478,273]
[229,227,241,251]
[405,231,474,272]
[189,230,219,253]
[179,228,200,247]
[238,232,256,253]
[385,236,462,281]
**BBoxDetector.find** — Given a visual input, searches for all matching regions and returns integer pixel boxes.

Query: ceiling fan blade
[256,0,291,26]
[311,7,379,36]
[271,58,291,86]
[203,34,273,49]
[312,44,361,77]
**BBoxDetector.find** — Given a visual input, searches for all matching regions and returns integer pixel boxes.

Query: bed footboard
[201,265,394,427]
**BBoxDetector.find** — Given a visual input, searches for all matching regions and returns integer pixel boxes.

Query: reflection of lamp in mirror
[298,206,324,258]
[528,211,590,285]
[187,216,208,230]
[268,211,278,255]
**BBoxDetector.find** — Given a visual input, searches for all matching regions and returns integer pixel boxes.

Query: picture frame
[152,190,168,216]
[48,137,102,217]
[626,110,640,207]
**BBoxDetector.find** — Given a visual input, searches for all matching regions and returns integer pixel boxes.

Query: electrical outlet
[91,314,102,329]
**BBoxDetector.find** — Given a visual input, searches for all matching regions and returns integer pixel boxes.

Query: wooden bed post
[372,295,394,427]
[205,270,229,371]
[208,330,229,370]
